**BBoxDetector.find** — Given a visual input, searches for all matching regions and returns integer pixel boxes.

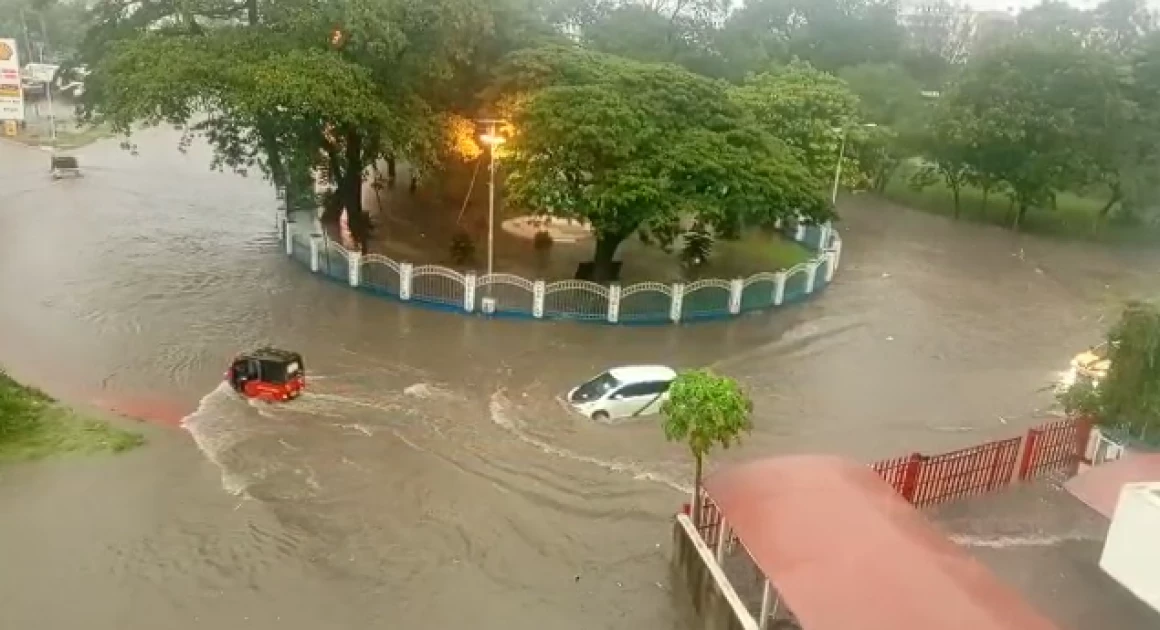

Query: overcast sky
[963,0,1158,12]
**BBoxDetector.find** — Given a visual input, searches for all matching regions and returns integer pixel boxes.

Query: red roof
[703,455,1059,630]
[1065,454,1160,518]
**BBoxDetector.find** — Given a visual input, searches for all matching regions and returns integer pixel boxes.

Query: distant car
[566,365,677,422]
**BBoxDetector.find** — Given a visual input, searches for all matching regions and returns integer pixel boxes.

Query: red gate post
[1071,417,1094,475]
[900,453,924,503]
[1019,429,1040,481]
[986,443,1009,491]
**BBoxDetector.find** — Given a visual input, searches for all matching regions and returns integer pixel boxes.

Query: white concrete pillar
[464,272,477,312]
[607,284,622,323]
[669,283,684,323]
[348,251,361,287]
[826,251,837,282]
[773,272,787,306]
[284,222,293,255]
[533,280,545,318]
[399,263,413,300]
[805,261,819,294]
[728,278,743,314]
[309,236,320,273]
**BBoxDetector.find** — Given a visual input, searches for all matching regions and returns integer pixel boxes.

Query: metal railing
[280,218,843,325]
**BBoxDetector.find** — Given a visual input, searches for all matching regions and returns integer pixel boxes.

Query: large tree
[496,47,829,281]
[729,61,862,185]
[80,0,493,248]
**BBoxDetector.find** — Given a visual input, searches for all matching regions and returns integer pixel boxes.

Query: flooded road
[1,129,1157,629]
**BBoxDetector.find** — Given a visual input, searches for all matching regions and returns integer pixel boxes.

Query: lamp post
[478,119,507,280]
[830,122,877,205]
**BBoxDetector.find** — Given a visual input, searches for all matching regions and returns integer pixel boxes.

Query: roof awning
[704,455,1059,630]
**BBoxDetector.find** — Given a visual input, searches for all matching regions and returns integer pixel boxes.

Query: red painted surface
[1064,454,1160,519]
[704,455,1061,630]
[871,438,1022,508]
[240,374,305,403]
[1020,418,1091,481]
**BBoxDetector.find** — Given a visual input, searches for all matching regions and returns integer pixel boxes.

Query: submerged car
[226,347,306,402]
[567,365,677,422]
[1070,342,1112,386]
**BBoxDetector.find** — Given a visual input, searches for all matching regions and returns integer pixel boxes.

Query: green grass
[9,123,113,150]
[0,370,144,463]
[882,160,1160,245]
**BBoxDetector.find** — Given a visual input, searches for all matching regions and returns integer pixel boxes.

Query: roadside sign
[0,38,25,121]
[3,120,15,137]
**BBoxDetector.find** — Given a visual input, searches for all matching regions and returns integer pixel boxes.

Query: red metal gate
[871,437,1023,507]
[1019,418,1091,481]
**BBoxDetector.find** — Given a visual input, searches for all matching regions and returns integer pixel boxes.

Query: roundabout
[284,209,842,324]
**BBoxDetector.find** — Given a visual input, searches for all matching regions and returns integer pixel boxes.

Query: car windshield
[572,372,621,402]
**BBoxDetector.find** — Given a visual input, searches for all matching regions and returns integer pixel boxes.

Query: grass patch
[0,370,144,463]
[8,123,113,150]
[881,160,1160,245]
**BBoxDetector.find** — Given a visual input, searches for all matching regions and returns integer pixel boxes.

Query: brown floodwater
[1,129,1157,629]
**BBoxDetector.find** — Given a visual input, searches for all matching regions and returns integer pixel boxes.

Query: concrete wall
[1099,482,1160,615]
[671,514,759,630]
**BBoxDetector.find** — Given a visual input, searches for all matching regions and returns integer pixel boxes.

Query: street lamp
[830,122,878,205]
[478,119,507,280]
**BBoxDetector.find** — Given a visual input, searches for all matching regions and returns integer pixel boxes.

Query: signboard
[3,120,15,137]
[0,38,25,121]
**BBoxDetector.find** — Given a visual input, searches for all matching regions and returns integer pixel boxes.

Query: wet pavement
[933,483,1158,629]
[1,128,1159,629]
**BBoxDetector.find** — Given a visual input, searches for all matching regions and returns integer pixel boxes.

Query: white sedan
[566,365,677,422]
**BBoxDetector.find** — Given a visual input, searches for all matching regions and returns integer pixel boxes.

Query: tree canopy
[499,47,830,280]
[1062,301,1160,443]
[65,0,1160,252]
[661,368,753,526]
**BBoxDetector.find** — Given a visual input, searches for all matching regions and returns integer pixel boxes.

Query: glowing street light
[478,119,508,281]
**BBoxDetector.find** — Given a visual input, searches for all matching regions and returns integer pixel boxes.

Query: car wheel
[591,410,611,423]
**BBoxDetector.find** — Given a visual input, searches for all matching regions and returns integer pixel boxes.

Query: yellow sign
[3,120,16,137]
[0,84,20,97]
[0,41,12,62]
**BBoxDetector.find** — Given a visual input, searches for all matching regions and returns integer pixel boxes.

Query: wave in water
[488,389,690,494]
[180,382,261,496]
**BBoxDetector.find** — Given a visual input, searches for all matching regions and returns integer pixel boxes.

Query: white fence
[280,216,843,324]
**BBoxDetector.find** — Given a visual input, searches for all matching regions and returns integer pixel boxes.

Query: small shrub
[533,230,554,251]
[449,230,476,266]
[680,223,714,268]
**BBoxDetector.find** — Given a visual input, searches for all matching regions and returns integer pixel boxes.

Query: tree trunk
[951,184,961,219]
[386,155,397,189]
[591,233,625,283]
[692,453,704,528]
[340,129,370,253]
[981,186,990,213]
[245,0,259,26]
[1099,184,1123,220]
[1013,203,1028,231]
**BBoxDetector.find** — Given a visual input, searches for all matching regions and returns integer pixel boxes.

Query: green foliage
[662,369,753,460]
[661,368,752,521]
[498,47,829,280]
[680,223,714,269]
[1095,302,1160,433]
[1058,302,1160,442]
[730,61,862,182]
